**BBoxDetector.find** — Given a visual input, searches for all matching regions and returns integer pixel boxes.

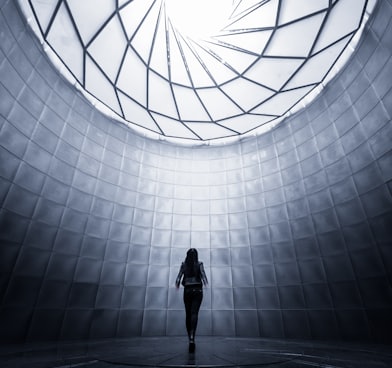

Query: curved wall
[0,0,391,342]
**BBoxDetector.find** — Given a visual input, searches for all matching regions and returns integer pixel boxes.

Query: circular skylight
[18,0,375,144]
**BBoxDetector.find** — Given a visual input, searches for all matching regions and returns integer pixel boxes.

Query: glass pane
[265,12,326,57]
[221,78,274,112]
[220,115,275,135]
[87,15,127,82]
[165,0,231,41]
[189,44,237,86]
[178,39,214,88]
[18,0,374,142]
[120,0,155,40]
[201,41,258,75]
[285,36,350,89]
[67,0,115,45]
[313,0,366,54]
[278,0,328,25]
[197,88,242,121]
[245,58,304,91]
[117,47,147,106]
[85,56,121,115]
[167,26,191,86]
[232,0,267,18]
[251,86,314,115]
[149,12,169,80]
[30,0,59,34]
[184,122,236,140]
[151,114,199,140]
[172,85,210,121]
[130,0,160,63]
[216,30,272,55]
[148,71,178,118]
[118,92,160,134]
[226,0,279,30]
[46,2,83,82]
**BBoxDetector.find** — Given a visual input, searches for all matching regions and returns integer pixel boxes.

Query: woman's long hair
[184,248,199,277]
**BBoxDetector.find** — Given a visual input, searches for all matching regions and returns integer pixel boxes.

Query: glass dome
[18,0,376,144]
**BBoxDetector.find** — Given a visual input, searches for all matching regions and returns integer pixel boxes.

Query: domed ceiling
[18,0,375,144]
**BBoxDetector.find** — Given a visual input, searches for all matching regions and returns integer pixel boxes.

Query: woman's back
[175,248,208,353]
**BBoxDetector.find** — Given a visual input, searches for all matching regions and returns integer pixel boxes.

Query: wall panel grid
[0,0,391,342]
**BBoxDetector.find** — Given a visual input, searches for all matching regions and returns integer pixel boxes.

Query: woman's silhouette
[175,248,208,352]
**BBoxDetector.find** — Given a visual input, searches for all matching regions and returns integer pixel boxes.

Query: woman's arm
[175,262,184,288]
[199,262,208,286]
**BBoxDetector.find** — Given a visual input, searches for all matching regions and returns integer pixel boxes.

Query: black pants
[183,287,203,337]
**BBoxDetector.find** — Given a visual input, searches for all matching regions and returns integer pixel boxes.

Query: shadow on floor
[0,337,391,368]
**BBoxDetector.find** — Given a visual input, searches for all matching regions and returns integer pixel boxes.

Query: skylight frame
[17,0,377,145]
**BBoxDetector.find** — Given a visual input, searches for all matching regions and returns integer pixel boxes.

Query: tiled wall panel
[0,0,391,343]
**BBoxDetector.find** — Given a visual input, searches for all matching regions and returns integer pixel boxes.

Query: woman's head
[184,248,199,276]
[186,248,198,263]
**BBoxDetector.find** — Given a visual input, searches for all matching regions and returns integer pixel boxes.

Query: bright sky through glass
[166,0,231,40]
[18,0,376,144]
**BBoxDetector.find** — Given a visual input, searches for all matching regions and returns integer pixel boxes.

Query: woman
[175,248,208,352]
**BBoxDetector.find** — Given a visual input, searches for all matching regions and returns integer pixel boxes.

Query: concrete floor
[0,337,391,368]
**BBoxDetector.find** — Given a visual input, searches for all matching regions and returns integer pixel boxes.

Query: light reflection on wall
[0,0,391,343]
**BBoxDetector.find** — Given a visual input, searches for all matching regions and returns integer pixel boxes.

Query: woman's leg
[189,289,203,339]
[183,289,193,338]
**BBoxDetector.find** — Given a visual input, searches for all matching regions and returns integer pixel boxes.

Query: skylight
[18,0,376,144]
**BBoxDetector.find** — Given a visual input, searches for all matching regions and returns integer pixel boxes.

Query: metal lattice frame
[19,0,373,143]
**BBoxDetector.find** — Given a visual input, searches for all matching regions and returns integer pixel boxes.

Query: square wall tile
[308,310,339,339]
[212,288,234,310]
[255,287,280,309]
[211,267,232,287]
[46,253,78,281]
[197,309,212,335]
[95,285,123,308]
[3,276,41,307]
[298,259,326,283]
[303,284,333,308]
[75,258,102,284]
[330,281,362,308]
[258,310,284,338]
[233,287,256,309]
[145,287,168,309]
[166,309,186,336]
[118,310,143,336]
[235,310,259,336]
[282,310,311,339]
[278,285,306,309]
[147,266,169,287]
[358,278,392,308]
[68,283,98,308]
[275,262,301,285]
[24,221,57,251]
[336,309,370,340]
[212,310,235,336]
[13,246,50,278]
[294,237,320,260]
[28,309,64,341]
[89,309,118,339]
[232,266,254,287]
[100,262,126,285]
[142,310,167,336]
[121,286,146,310]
